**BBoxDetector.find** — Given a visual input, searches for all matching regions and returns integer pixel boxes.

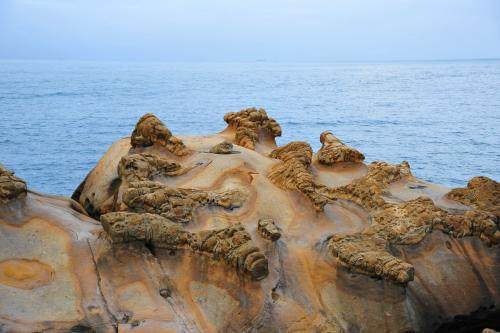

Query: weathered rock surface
[268,141,329,211]
[223,108,281,150]
[317,131,365,165]
[131,113,189,156]
[209,141,234,154]
[447,176,499,217]
[1,111,499,332]
[122,180,247,224]
[0,164,27,204]
[257,218,281,241]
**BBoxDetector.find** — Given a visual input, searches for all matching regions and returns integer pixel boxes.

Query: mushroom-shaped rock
[131,113,189,156]
[317,131,365,165]
[223,108,281,150]
[0,164,27,204]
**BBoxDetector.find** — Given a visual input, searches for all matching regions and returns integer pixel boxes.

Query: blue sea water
[0,60,499,196]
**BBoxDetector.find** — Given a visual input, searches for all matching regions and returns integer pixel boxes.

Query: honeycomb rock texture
[223,108,282,150]
[118,153,188,182]
[0,164,27,204]
[131,113,189,156]
[447,176,500,217]
[122,180,247,224]
[317,131,365,165]
[101,212,268,280]
[268,141,329,211]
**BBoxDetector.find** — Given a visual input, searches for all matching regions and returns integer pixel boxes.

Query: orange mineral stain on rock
[0,258,54,289]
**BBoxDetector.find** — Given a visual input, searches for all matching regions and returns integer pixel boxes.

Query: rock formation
[131,113,189,156]
[1,111,499,333]
[447,176,500,217]
[122,180,246,224]
[317,131,365,165]
[268,141,329,211]
[257,218,281,241]
[209,141,234,154]
[0,164,27,204]
[101,212,269,280]
[223,108,281,150]
[118,153,189,182]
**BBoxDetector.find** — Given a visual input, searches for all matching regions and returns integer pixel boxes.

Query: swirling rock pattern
[2,111,499,332]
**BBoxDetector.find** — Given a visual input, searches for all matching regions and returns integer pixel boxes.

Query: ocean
[0,60,499,196]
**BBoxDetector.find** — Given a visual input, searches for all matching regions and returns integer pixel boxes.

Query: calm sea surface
[0,60,499,195]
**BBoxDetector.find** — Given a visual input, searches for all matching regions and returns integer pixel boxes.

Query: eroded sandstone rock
[257,218,281,241]
[328,233,415,284]
[209,141,234,154]
[321,160,412,211]
[268,141,329,211]
[118,153,190,183]
[101,211,193,247]
[328,196,500,283]
[131,113,189,156]
[122,181,247,224]
[196,223,269,280]
[223,108,281,150]
[447,176,500,217]
[317,131,365,165]
[101,212,268,280]
[0,164,27,204]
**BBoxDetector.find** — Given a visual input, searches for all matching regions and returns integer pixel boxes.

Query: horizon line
[1,57,499,64]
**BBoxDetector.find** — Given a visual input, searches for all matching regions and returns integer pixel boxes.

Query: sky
[0,0,499,62]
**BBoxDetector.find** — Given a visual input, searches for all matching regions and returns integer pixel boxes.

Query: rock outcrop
[223,108,281,150]
[209,141,234,154]
[101,212,269,280]
[0,164,27,204]
[257,218,281,241]
[118,153,189,182]
[328,197,499,283]
[122,180,246,224]
[317,131,365,165]
[2,111,499,333]
[268,141,329,211]
[447,176,500,217]
[131,113,189,156]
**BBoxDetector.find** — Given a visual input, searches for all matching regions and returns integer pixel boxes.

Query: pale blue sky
[0,0,499,61]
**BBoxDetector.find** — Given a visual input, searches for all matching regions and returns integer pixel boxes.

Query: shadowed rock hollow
[1,109,499,332]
